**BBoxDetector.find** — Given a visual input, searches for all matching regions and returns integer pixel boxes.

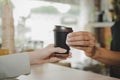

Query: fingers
[67,31,89,37]
[72,46,95,57]
[67,31,95,41]
[68,40,95,47]
[68,53,72,58]
[66,31,96,58]
[50,53,72,59]
[67,31,96,47]
[44,44,68,57]
[46,44,67,54]
[67,36,90,41]
[43,57,62,63]
[72,46,93,53]
[36,58,61,64]
[45,53,72,63]
[49,57,63,62]
[49,47,67,54]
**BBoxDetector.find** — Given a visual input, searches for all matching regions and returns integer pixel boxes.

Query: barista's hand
[29,44,71,65]
[67,31,96,57]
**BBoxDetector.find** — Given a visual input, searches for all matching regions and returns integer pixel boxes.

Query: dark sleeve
[110,20,120,78]
[111,20,120,51]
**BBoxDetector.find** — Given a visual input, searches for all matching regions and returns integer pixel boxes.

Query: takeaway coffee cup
[53,25,73,57]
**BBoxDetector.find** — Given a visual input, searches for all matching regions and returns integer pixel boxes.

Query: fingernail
[66,38,69,41]
[67,37,71,41]
[68,33,72,37]
[67,41,71,44]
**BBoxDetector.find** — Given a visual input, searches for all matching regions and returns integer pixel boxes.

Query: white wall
[26,14,62,47]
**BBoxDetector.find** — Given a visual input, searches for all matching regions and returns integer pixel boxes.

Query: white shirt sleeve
[0,53,31,79]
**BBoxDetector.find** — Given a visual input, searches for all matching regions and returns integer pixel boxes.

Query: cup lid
[54,25,73,32]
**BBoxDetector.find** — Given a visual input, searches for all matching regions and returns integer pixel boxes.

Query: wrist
[91,46,101,59]
[28,52,34,65]
[28,52,39,65]
[28,50,45,65]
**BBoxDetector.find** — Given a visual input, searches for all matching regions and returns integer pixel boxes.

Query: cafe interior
[0,0,119,80]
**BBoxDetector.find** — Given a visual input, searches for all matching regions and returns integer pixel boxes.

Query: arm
[0,44,69,79]
[91,47,120,65]
[67,31,120,66]
[0,53,30,79]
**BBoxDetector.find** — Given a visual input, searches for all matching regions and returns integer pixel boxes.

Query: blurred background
[0,0,117,76]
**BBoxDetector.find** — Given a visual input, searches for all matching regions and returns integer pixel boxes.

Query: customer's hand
[29,44,71,65]
[67,31,96,57]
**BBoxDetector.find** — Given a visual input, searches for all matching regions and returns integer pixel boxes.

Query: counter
[17,63,119,80]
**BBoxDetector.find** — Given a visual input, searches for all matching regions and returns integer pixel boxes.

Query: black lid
[54,25,73,32]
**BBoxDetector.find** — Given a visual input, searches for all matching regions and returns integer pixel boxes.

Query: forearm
[92,47,120,66]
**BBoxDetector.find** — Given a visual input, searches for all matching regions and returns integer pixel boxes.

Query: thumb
[48,57,62,62]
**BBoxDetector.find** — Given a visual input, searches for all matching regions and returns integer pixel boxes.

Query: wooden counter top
[17,63,120,80]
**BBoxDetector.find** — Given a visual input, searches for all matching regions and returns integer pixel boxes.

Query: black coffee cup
[53,25,73,57]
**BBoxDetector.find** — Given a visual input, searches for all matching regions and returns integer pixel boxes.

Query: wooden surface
[17,63,120,80]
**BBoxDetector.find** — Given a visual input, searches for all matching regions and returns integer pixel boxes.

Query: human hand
[29,44,71,65]
[67,31,96,57]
